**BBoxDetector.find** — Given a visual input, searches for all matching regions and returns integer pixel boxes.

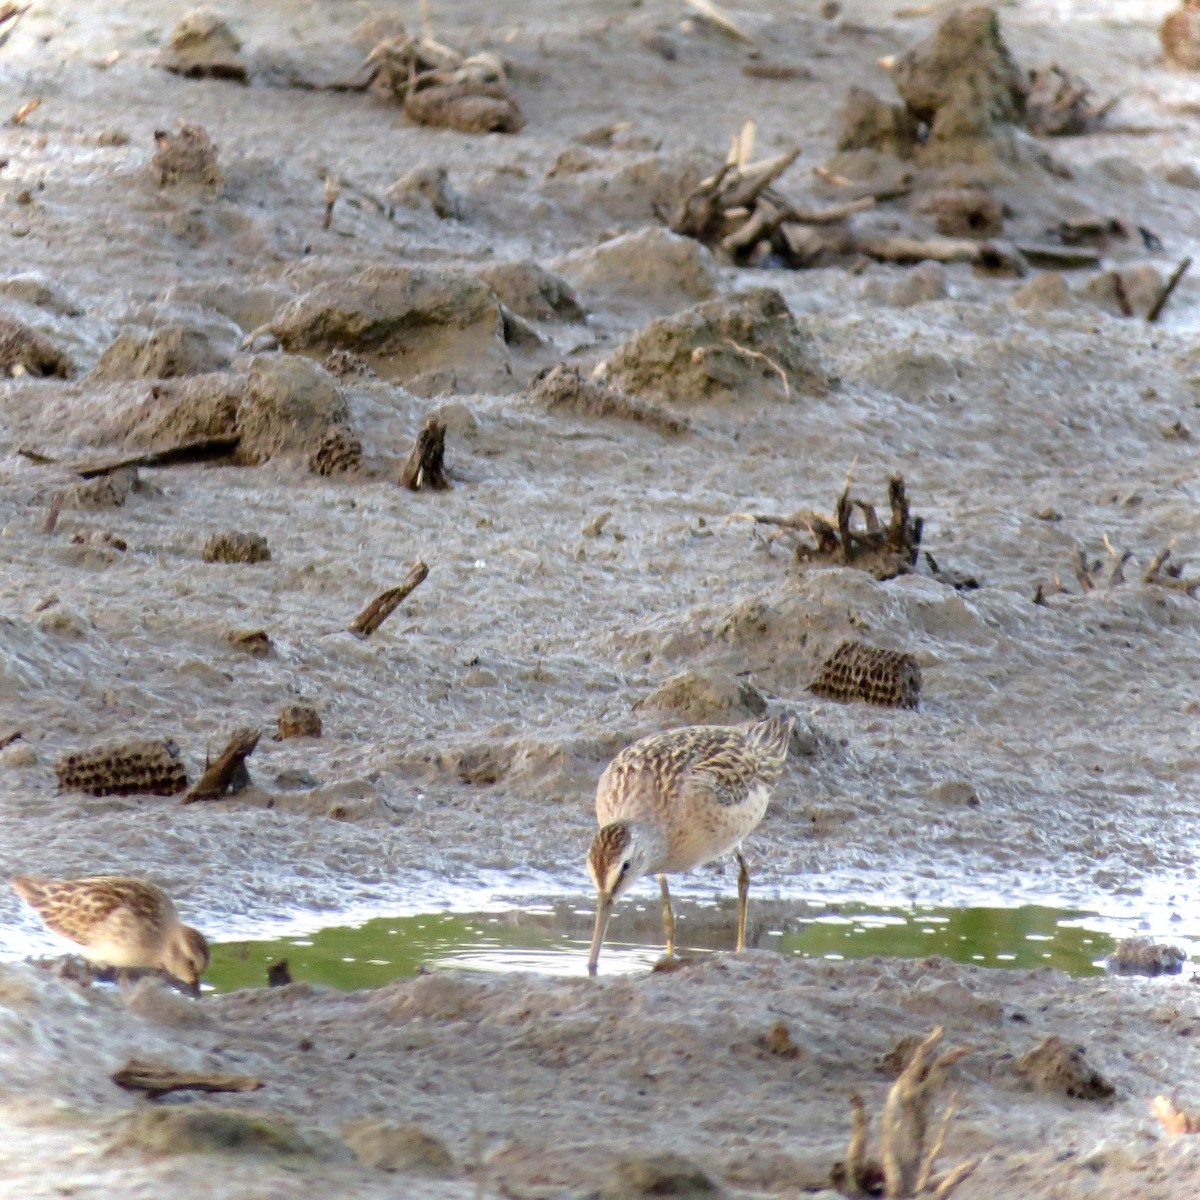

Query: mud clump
[387,165,461,219]
[837,86,918,157]
[60,468,138,511]
[157,8,247,82]
[1106,937,1186,977]
[277,704,322,740]
[808,641,922,710]
[308,424,363,476]
[110,373,242,456]
[89,325,229,382]
[55,738,188,797]
[1011,271,1075,310]
[635,668,767,725]
[202,531,270,564]
[601,1152,727,1199]
[151,124,222,189]
[598,289,827,406]
[477,261,585,322]
[267,266,508,384]
[236,356,350,466]
[910,188,1003,239]
[531,365,688,436]
[0,314,74,378]
[341,1120,459,1177]
[1162,3,1200,71]
[1016,1036,1114,1101]
[111,1107,340,1159]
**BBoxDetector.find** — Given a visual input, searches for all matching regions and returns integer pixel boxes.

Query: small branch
[399,417,450,491]
[112,1060,263,1100]
[182,727,260,803]
[683,0,754,43]
[1146,256,1193,324]
[931,1157,980,1199]
[322,174,340,231]
[43,492,62,534]
[349,560,429,637]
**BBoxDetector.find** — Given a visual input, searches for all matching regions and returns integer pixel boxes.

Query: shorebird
[586,713,793,976]
[10,875,210,995]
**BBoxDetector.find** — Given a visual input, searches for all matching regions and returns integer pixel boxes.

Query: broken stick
[399,417,450,491]
[349,560,430,637]
[182,727,260,803]
[112,1059,263,1100]
[1146,256,1192,324]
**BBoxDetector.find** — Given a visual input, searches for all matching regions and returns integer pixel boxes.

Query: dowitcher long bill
[11,875,210,995]
[586,713,793,975]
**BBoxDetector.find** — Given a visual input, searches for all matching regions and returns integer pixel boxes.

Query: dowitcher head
[163,925,211,996]
[585,820,665,976]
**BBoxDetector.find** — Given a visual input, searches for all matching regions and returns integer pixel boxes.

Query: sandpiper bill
[11,875,210,995]
[586,714,793,975]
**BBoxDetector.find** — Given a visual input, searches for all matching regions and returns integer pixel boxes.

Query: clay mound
[808,641,921,710]
[267,266,510,383]
[634,668,767,725]
[598,289,828,405]
[157,8,247,82]
[108,374,242,455]
[531,365,688,436]
[235,356,350,466]
[0,314,74,378]
[1015,1036,1114,1101]
[89,325,230,382]
[476,262,585,322]
[54,738,188,797]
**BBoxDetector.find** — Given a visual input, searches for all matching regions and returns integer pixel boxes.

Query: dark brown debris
[349,561,430,637]
[55,738,188,798]
[1106,937,1186,978]
[1016,1035,1114,1101]
[809,641,922,710]
[267,959,293,987]
[182,727,261,803]
[112,1060,263,1101]
[1025,64,1117,136]
[308,424,364,477]
[399,418,450,491]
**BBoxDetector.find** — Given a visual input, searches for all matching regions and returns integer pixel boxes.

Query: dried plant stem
[349,561,429,637]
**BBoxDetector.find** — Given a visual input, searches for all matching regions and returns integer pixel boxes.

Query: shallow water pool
[203,898,1195,993]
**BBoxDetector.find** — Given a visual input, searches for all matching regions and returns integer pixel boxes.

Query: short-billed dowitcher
[586,714,793,975]
[11,875,210,995]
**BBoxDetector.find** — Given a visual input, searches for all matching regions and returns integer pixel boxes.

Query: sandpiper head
[161,924,210,996]
[586,821,654,977]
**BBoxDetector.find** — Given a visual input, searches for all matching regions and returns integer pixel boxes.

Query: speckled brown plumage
[11,875,210,990]
[808,640,921,709]
[586,715,793,975]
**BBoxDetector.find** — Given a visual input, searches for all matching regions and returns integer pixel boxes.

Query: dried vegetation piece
[55,738,188,797]
[1106,937,1186,977]
[277,704,322,740]
[0,313,75,378]
[352,34,523,133]
[399,417,450,491]
[308,424,363,476]
[531,364,688,436]
[1044,538,1200,600]
[0,3,30,50]
[157,8,247,82]
[151,124,221,189]
[113,1060,263,1100]
[1025,64,1117,136]
[202,531,270,564]
[799,474,921,577]
[832,1027,975,1198]
[350,561,429,637]
[1162,2,1200,72]
[809,641,922,710]
[1015,1035,1114,1101]
[1152,1095,1200,1136]
[183,727,260,803]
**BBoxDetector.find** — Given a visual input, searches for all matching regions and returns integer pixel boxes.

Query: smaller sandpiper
[11,875,210,995]
[586,714,793,976]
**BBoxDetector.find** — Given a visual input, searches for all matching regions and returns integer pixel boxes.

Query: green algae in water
[204,902,1132,993]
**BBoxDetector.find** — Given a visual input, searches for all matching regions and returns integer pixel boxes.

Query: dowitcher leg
[735,853,750,952]
[658,875,676,958]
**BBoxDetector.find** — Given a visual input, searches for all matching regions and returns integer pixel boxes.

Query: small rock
[0,743,37,768]
[341,1120,460,1177]
[1107,937,1186,977]
[236,355,350,466]
[601,1151,727,1199]
[227,629,272,656]
[836,86,918,157]
[202,532,270,564]
[89,325,228,382]
[112,1107,340,1159]
[278,703,322,740]
[157,8,247,82]
[927,779,979,807]
[1162,4,1200,71]
[1011,271,1075,310]
[1016,1035,1114,1101]
[0,313,74,378]
[1161,162,1200,189]
[151,124,221,189]
[636,669,767,725]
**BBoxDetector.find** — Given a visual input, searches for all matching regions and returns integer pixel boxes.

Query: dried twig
[113,1060,263,1100]
[724,338,790,400]
[349,561,429,637]
[684,0,754,43]
[322,174,340,231]
[0,3,30,50]
[43,492,62,534]
[182,727,260,803]
[10,97,39,125]
[1146,257,1192,324]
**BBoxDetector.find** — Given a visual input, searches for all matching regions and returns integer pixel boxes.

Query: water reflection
[203,899,1183,993]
